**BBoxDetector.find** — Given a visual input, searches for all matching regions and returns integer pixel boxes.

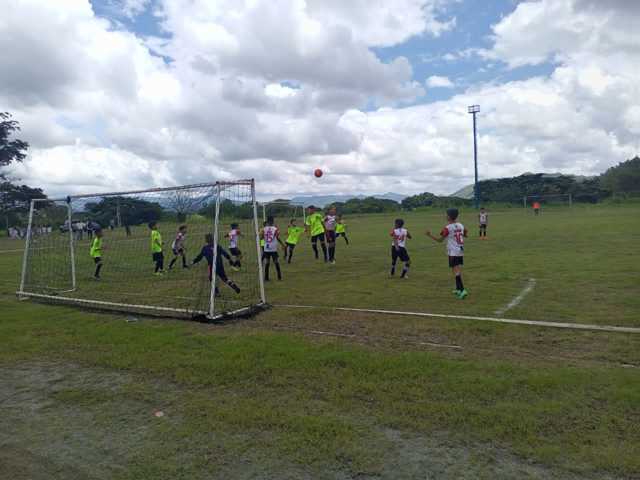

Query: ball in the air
[314,169,323,178]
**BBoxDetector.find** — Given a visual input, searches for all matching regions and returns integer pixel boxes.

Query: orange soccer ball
[314,168,323,178]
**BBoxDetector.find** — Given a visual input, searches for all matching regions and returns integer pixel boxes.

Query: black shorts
[391,246,410,263]
[93,257,102,264]
[263,251,279,260]
[152,252,164,262]
[325,230,336,243]
[230,247,242,257]
[285,242,296,250]
[311,233,325,243]
[448,256,464,268]
[336,232,346,237]
[479,224,487,229]
[172,247,184,256]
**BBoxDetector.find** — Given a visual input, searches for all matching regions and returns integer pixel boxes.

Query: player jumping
[324,206,338,264]
[426,208,468,299]
[305,205,327,262]
[192,233,240,295]
[390,219,411,278]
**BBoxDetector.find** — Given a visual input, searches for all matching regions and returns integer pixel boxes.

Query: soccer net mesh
[523,194,572,209]
[261,201,305,227]
[18,180,265,320]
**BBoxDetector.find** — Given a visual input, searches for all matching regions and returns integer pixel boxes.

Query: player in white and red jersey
[478,207,488,239]
[324,206,338,264]
[227,223,242,269]
[261,216,285,281]
[390,218,412,278]
[168,225,188,270]
[426,208,469,299]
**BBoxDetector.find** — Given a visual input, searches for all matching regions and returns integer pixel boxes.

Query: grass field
[1,204,639,479]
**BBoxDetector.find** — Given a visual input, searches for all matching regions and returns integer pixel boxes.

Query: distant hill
[451,173,598,199]
[289,192,406,207]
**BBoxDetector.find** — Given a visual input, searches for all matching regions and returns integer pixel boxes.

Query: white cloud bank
[0,0,637,198]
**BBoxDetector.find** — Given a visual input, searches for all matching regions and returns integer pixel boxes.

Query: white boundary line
[495,278,537,316]
[272,304,640,334]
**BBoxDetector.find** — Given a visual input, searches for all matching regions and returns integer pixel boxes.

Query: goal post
[17,180,266,320]
[523,194,572,209]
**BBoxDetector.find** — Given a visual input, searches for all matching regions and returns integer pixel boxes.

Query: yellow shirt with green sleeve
[151,230,163,253]
[305,212,325,236]
[90,237,103,258]
[286,226,304,245]
[336,222,346,234]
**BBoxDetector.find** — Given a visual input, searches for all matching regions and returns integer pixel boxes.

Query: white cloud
[426,76,455,88]
[0,0,638,200]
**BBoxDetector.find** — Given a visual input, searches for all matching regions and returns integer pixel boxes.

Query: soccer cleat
[457,289,468,299]
[452,289,460,295]
[92,276,101,281]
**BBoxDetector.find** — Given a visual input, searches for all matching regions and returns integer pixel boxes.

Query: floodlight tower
[468,104,480,209]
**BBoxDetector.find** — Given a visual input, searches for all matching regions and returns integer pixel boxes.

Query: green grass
[1,204,640,478]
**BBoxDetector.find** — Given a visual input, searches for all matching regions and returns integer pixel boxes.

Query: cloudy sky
[1,0,638,199]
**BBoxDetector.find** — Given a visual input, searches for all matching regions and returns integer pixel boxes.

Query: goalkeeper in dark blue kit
[192,233,240,295]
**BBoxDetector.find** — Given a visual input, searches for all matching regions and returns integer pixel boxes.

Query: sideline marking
[495,278,537,316]
[272,304,640,334]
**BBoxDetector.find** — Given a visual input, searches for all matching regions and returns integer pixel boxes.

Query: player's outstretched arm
[426,230,444,243]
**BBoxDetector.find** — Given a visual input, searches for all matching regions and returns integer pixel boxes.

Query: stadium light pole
[468,104,480,209]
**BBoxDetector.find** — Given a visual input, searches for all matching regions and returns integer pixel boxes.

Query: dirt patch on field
[0,362,623,480]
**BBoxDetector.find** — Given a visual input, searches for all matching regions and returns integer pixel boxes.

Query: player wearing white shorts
[426,208,469,299]
[390,219,412,278]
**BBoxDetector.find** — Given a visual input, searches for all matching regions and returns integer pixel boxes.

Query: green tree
[0,112,29,180]
[84,197,164,227]
[600,157,640,196]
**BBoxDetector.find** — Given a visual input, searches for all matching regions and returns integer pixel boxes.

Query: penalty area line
[495,278,537,316]
[272,304,640,334]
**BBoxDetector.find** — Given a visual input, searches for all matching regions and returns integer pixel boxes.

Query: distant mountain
[450,184,475,199]
[289,192,406,207]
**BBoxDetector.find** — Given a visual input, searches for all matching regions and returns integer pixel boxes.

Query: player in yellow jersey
[336,215,349,245]
[90,228,104,280]
[149,221,165,275]
[305,205,327,262]
[284,218,304,264]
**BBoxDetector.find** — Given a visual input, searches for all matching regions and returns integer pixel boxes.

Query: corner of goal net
[194,302,271,324]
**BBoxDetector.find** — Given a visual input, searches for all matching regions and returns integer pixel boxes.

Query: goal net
[523,194,572,209]
[18,180,265,320]
[261,200,306,227]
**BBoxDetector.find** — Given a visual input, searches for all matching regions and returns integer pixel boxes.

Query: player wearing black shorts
[390,218,412,278]
[261,216,285,281]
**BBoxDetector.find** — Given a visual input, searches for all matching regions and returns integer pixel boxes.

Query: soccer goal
[260,200,306,225]
[18,180,266,320]
[523,194,572,209]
